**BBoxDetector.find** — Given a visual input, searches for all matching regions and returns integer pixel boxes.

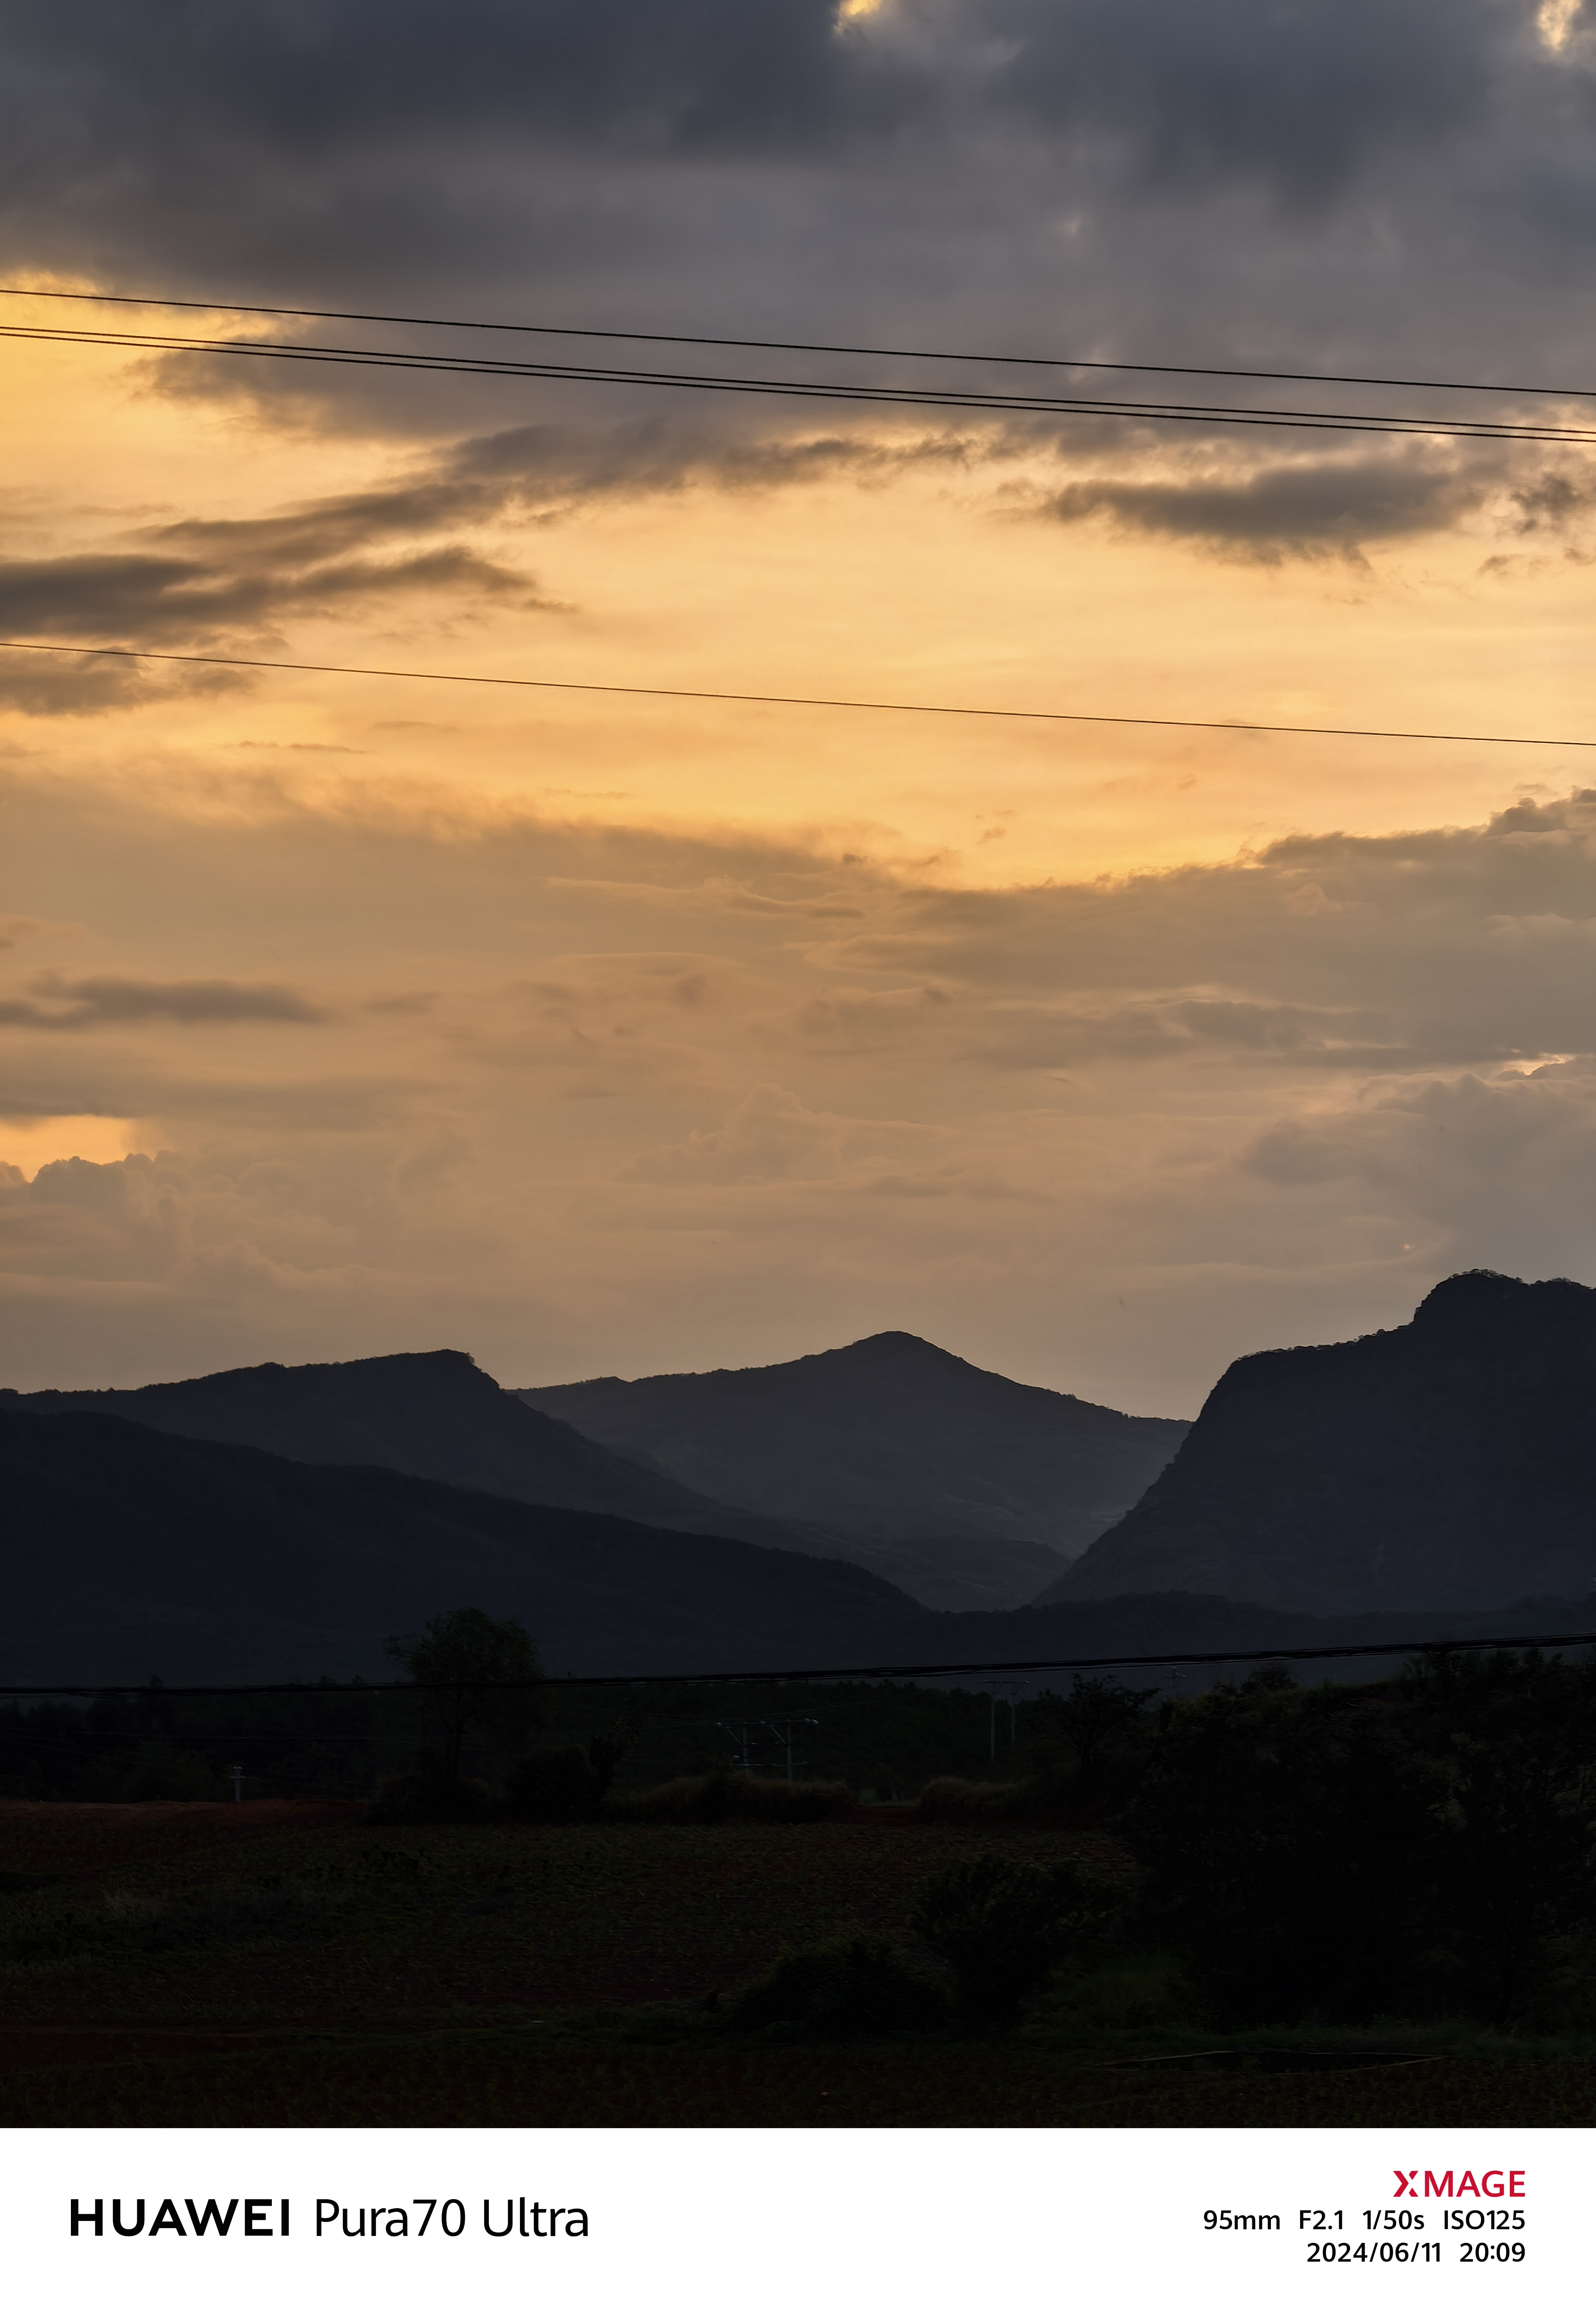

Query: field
[0,1798,1593,2126]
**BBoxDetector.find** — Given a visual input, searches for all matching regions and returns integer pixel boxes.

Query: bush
[605,1773,854,1824]
[123,1737,222,1803]
[1122,1658,1596,2028]
[911,1853,1120,2026]
[910,1775,1074,1823]
[728,1936,949,2038]
[363,1771,491,1825]
[503,1734,626,1823]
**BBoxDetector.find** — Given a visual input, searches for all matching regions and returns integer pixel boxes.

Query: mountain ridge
[1040,1270,1596,1614]
[5,1404,1591,1687]
[0,1406,923,1684]
[520,1329,1187,1609]
[4,1348,821,1555]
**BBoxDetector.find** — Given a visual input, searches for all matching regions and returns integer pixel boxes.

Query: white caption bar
[4,2126,1587,2302]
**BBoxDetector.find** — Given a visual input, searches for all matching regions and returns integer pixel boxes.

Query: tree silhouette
[384,1607,543,1785]
[1032,1674,1154,1772]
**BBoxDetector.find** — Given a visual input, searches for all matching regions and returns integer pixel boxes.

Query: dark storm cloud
[950,0,1519,203]
[0,0,894,172]
[0,0,1529,259]
[0,0,911,300]
[0,974,331,1029]
[1,0,1590,671]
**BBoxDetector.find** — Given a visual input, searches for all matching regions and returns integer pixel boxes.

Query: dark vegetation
[522,1329,1186,1608]
[0,1667,1070,1807]
[1,1638,1595,2123]
[1126,1653,1596,2031]
[1052,1269,1596,1613]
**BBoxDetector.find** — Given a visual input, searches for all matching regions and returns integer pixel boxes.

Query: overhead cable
[4,282,1592,404]
[3,319,1595,447]
[1,638,1591,751]
[1,1625,1593,1695]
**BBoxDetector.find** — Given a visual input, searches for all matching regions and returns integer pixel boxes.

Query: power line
[2,637,1591,751]
[1,1625,1593,1695]
[4,319,1595,448]
[6,283,1592,405]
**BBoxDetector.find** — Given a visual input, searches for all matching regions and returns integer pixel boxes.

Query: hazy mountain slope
[5,1350,818,1553]
[1040,1271,1596,1615]
[520,1331,1188,1609]
[0,1409,926,1683]
[5,1409,1588,1689]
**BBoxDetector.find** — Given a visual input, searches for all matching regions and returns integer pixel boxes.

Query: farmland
[0,1798,1592,2127]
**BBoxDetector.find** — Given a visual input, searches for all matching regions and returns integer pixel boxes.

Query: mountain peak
[1411,1269,1594,1334]
[824,1330,963,1364]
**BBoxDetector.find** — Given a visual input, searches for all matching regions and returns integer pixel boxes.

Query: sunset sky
[6,0,1596,1412]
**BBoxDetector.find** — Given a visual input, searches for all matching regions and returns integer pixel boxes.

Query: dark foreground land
[0,1799,1591,2127]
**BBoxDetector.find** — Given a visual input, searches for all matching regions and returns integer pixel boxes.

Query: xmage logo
[1392,2173,1525,2200]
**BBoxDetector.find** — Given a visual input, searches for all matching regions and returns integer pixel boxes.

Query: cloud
[0,0,1525,277]
[0,0,1583,487]
[0,973,332,1030]
[1041,449,1501,562]
[440,415,977,506]
[0,916,61,952]
[547,873,868,920]
[0,463,560,710]
[953,0,1512,204]
[0,0,898,178]
[800,794,1596,1079]
[0,535,541,654]
[1233,1063,1596,1280]
[12,770,1596,1405]
[617,1081,947,1182]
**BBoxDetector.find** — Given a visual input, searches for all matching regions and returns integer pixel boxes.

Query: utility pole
[714,1717,819,1779]
[980,1679,1026,1759]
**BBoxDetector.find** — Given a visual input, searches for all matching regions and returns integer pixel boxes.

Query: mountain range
[12,1271,1596,1685]
[0,1407,917,1682]
[522,1331,1187,1607]
[4,1403,1589,1686]
[7,1347,814,1551]
[11,1334,1185,1611]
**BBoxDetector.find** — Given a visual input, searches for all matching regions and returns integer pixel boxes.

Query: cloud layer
[7,768,1596,1404]
[4,1,1596,1408]
[9,0,1596,578]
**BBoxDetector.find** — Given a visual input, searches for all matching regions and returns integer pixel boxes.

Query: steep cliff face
[1037,1272,1596,1614]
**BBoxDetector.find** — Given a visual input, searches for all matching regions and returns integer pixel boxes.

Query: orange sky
[6,0,1596,1408]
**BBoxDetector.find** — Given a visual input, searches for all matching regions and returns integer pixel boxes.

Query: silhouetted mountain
[1041,1271,1596,1615]
[0,1408,926,1682]
[5,1349,820,1553]
[519,1332,1187,1609]
[5,1407,1589,1686]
